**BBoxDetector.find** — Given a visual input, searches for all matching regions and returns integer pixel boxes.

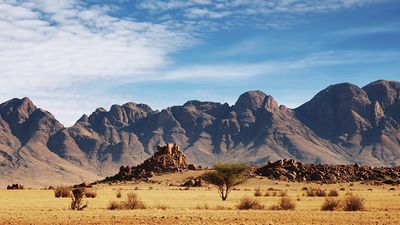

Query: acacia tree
[202,162,249,201]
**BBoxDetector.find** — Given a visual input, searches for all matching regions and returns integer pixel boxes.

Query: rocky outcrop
[106,143,190,181]
[257,159,400,183]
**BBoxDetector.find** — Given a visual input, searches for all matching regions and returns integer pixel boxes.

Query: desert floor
[0,171,399,225]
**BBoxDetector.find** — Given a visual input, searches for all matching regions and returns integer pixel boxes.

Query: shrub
[154,204,169,210]
[236,197,265,210]
[202,162,249,201]
[116,189,122,198]
[125,192,146,209]
[85,189,97,198]
[195,204,210,210]
[108,200,123,210]
[306,188,326,197]
[70,188,87,210]
[271,197,296,210]
[328,190,339,197]
[343,195,365,211]
[321,197,341,211]
[54,186,71,198]
[340,187,346,191]
[254,188,262,197]
[264,192,270,197]
[279,190,288,197]
[215,205,231,210]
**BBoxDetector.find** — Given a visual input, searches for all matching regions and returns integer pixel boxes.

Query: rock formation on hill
[257,159,400,184]
[0,79,399,186]
[105,143,191,181]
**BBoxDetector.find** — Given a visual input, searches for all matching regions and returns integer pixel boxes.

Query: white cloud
[0,0,195,125]
[151,50,400,81]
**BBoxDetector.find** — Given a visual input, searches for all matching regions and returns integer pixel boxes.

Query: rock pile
[256,159,400,183]
[105,143,197,181]
[6,184,24,190]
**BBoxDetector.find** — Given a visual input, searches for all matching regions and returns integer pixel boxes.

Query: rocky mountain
[0,80,399,186]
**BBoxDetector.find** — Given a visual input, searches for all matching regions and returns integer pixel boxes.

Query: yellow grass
[0,173,399,224]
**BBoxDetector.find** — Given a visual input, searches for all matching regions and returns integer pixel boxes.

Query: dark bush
[306,188,326,197]
[343,195,365,211]
[271,197,296,210]
[85,189,97,198]
[254,188,262,197]
[125,192,146,209]
[54,186,71,198]
[328,190,339,197]
[116,189,122,198]
[236,197,265,210]
[321,197,341,211]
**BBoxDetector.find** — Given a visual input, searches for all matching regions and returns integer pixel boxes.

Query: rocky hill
[104,143,194,182]
[0,80,399,186]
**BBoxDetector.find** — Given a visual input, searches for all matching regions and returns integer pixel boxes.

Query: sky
[0,0,399,126]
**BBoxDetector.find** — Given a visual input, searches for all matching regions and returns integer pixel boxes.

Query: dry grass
[195,204,210,210]
[154,203,169,210]
[0,173,399,224]
[236,197,265,210]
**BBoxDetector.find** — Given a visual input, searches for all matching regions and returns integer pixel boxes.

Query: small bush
[279,190,288,197]
[108,200,123,210]
[85,189,97,198]
[195,204,210,210]
[321,197,341,211]
[340,187,346,191]
[236,197,265,210]
[215,205,231,210]
[125,192,146,209]
[302,187,308,191]
[306,188,326,197]
[154,204,169,210]
[54,186,71,198]
[70,188,87,210]
[328,190,339,197]
[272,191,277,197]
[116,189,122,198]
[271,197,296,210]
[343,195,365,211]
[254,188,262,197]
[264,192,270,197]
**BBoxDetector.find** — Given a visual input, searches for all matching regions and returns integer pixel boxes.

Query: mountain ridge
[0,79,399,186]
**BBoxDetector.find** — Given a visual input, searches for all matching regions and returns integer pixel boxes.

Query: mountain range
[0,80,399,186]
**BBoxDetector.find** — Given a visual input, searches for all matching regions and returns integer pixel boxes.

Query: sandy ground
[0,172,399,225]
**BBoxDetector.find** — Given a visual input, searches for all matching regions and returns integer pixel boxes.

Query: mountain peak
[235,90,267,111]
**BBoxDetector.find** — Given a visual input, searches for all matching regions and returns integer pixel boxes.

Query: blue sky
[0,0,399,125]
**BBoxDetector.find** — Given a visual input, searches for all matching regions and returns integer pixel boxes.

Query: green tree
[202,162,249,201]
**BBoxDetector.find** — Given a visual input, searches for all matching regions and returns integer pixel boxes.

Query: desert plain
[0,171,399,225]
